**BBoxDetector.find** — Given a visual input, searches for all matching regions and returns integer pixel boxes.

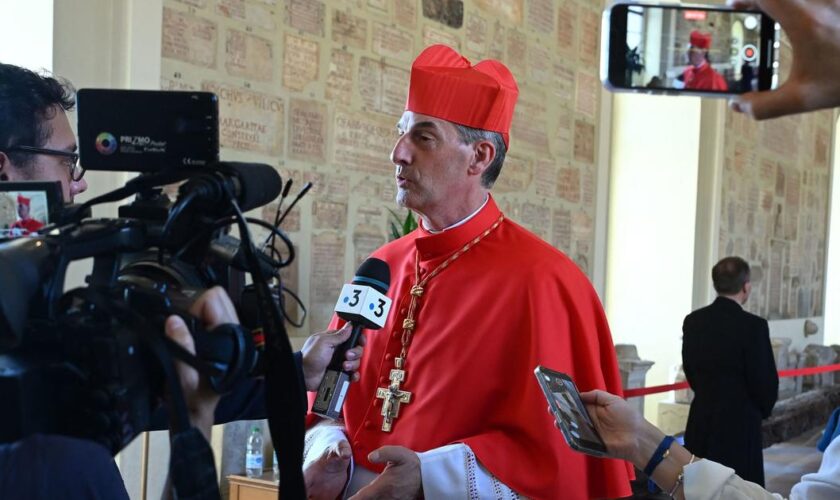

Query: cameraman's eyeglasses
[4,145,85,182]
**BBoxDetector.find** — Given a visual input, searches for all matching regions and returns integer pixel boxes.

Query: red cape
[10,218,45,234]
[683,62,728,91]
[309,196,632,499]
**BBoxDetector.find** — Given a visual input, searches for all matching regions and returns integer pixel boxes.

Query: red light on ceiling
[684,10,707,21]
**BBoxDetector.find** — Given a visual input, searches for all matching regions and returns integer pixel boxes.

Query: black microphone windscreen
[352,257,390,294]
[228,162,282,211]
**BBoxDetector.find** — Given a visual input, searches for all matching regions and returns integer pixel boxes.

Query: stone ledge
[762,385,840,447]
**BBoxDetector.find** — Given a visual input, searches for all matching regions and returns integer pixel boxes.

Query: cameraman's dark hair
[454,124,507,188]
[0,63,76,169]
[712,256,750,295]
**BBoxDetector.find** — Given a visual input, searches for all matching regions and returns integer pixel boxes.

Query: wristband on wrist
[643,435,676,477]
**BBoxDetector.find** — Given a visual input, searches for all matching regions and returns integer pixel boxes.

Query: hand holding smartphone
[534,366,609,457]
[601,1,779,97]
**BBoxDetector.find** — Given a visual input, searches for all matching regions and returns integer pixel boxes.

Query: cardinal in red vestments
[304,44,632,500]
[9,194,45,234]
[682,30,729,91]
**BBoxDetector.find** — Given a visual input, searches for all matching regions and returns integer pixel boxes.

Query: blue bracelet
[643,435,675,477]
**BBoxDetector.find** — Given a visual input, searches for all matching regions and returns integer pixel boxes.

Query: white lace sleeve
[302,420,350,470]
[683,460,784,500]
[416,443,521,500]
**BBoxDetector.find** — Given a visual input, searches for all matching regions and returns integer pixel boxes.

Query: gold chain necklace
[375,214,504,431]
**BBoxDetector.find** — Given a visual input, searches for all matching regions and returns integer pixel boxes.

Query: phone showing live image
[535,366,609,457]
[601,2,780,97]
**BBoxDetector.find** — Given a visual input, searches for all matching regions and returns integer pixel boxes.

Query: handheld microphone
[312,257,391,419]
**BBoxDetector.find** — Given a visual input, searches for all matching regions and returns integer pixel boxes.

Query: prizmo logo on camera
[95,132,118,155]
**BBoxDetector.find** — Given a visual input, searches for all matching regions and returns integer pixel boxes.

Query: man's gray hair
[454,124,507,188]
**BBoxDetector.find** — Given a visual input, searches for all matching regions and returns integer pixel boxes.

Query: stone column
[771,337,796,400]
[802,344,839,390]
[615,344,655,416]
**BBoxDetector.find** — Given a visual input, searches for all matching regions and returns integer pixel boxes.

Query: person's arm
[574,390,786,500]
[743,320,779,418]
[729,0,840,119]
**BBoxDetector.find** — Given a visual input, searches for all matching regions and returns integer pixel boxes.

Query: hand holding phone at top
[728,0,840,120]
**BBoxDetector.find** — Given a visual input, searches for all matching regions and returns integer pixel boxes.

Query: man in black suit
[682,256,779,486]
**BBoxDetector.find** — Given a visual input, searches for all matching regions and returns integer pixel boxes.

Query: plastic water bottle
[245,426,263,478]
[272,448,279,481]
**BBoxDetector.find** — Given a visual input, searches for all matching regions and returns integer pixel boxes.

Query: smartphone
[534,366,609,457]
[0,181,63,240]
[601,2,780,96]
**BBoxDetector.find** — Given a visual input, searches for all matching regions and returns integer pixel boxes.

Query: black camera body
[0,90,289,455]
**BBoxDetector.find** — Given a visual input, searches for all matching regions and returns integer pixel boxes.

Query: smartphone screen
[603,2,779,95]
[0,182,62,240]
[534,366,608,457]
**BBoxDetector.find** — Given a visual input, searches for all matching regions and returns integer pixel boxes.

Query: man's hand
[165,286,239,440]
[349,446,422,500]
[301,324,365,391]
[304,440,353,500]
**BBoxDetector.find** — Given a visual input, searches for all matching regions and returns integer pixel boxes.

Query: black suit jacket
[682,296,778,486]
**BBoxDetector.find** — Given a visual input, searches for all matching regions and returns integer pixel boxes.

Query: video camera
[0,90,308,498]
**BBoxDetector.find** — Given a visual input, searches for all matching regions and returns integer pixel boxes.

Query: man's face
[1,107,87,203]
[391,111,476,216]
[688,47,705,67]
[17,202,29,219]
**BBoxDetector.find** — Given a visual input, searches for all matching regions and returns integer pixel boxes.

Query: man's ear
[467,140,496,177]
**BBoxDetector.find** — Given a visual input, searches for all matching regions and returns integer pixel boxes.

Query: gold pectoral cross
[375,357,412,432]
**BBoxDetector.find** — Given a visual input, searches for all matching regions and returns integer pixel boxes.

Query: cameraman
[0,63,87,203]
[0,287,236,499]
[0,62,366,497]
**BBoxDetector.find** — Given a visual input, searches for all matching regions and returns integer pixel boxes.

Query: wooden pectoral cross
[375,358,412,432]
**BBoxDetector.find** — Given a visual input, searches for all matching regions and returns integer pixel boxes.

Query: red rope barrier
[623,362,840,398]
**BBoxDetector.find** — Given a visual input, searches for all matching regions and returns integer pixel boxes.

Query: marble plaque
[216,0,276,31]
[493,156,533,193]
[575,72,598,118]
[225,29,273,81]
[313,200,348,230]
[283,33,319,91]
[579,8,600,65]
[557,166,581,203]
[332,10,367,49]
[202,81,284,156]
[162,7,218,68]
[289,99,327,162]
[464,13,487,57]
[326,49,354,107]
[372,22,414,62]
[423,25,461,51]
[552,207,572,252]
[359,57,409,117]
[395,0,417,29]
[473,0,522,24]
[286,0,324,36]
[573,119,595,163]
[310,232,347,333]
[334,112,395,175]
[556,0,577,53]
[526,0,554,34]
[353,223,386,268]
[534,159,556,197]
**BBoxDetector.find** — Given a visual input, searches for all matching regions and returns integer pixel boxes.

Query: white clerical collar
[422,195,489,234]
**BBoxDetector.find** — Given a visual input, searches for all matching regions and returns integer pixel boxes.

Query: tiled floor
[763,427,825,497]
